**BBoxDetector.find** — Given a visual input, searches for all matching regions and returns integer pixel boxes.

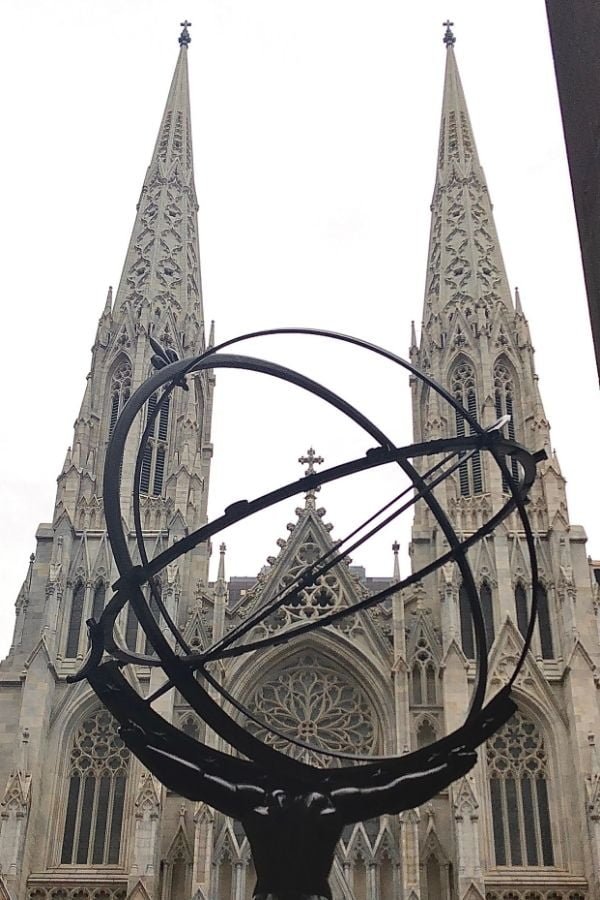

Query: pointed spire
[436,28,481,173]
[213,543,228,641]
[422,30,513,332]
[392,541,401,582]
[217,542,227,585]
[514,285,522,314]
[113,31,205,346]
[103,285,113,316]
[61,446,72,474]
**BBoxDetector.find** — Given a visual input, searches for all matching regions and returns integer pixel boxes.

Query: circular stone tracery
[486,711,547,778]
[245,652,378,766]
[69,710,130,775]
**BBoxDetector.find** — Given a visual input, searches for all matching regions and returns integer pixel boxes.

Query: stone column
[439,562,458,653]
[399,808,421,899]
[128,770,162,899]
[366,861,379,900]
[233,861,246,900]
[452,775,484,900]
[192,802,214,900]
[0,740,31,900]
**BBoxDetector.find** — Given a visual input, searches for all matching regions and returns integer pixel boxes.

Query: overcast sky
[0,1,598,658]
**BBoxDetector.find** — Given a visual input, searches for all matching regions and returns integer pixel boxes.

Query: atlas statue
[71,328,542,900]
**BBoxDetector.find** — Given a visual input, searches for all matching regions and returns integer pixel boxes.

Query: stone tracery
[245,652,378,765]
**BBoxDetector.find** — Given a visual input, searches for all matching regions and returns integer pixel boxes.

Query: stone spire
[411,27,562,533]
[49,28,215,590]
[113,26,205,353]
[422,27,513,342]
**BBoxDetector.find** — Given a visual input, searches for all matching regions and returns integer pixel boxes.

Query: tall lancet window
[451,360,483,496]
[108,360,132,438]
[60,710,130,866]
[536,584,555,659]
[139,391,170,496]
[494,361,520,489]
[459,581,494,658]
[123,581,163,656]
[487,712,554,867]
[515,582,555,660]
[66,580,85,658]
[410,637,437,706]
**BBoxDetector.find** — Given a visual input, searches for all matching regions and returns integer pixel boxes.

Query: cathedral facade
[1,23,599,900]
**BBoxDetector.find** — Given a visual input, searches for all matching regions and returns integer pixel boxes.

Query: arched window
[536,584,554,659]
[122,581,162,656]
[487,712,554,867]
[91,582,106,622]
[494,361,520,489]
[459,581,494,657]
[66,580,85,658]
[480,580,495,650]
[451,360,483,496]
[515,582,555,659]
[108,360,132,438]
[515,582,529,639]
[410,637,437,705]
[417,718,437,749]
[425,856,442,900]
[139,391,170,496]
[459,583,475,659]
[144,581,162,656]
[124,604,139,652]
[60,709,130,865]
[179,714,201,742]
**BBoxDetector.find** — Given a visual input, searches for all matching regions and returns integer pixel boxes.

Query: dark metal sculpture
[70,329,543,900]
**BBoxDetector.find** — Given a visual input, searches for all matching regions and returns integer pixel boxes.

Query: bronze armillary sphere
[70,328,542,900]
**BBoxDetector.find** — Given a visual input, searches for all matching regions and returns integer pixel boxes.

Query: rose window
[246,652,377,766]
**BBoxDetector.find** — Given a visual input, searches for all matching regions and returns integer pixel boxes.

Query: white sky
[0,1,598,659]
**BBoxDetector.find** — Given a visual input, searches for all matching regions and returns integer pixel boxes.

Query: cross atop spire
[179,20,192,47]
[298,448,324,476]
[443,20,456,47]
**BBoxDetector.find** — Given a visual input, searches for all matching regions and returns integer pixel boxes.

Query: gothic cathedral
[1,23,599,900]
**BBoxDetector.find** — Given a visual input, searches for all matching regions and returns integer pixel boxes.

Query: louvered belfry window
[108,361,132,438]
[487,712,554,867]
[451,360,483,496]
[139,391,170,496]
[60,710,130,866]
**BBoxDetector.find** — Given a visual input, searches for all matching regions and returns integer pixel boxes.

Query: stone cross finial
[443,20,456,47]
[179,20,192,47]
[298,447,324,476]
